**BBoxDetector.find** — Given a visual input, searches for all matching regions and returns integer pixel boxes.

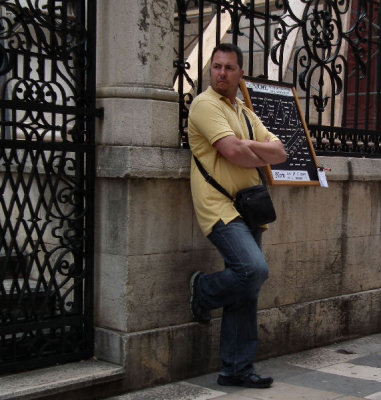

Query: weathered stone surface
[96,0,178,149]
[0,359,124,400]
[95,328,127,366]
[317,156,381,182]
[119,320,221,391]
[96,0,175,88]
[96,146,190,179]
[257,289,381,358]
[342,235,381,293]
[94,252,129,332]
[265,182,344,245]
[95,178,130,256]
[93,289,381,391]
[94,150,381,380]
[96,97,179,147]
[126,178,193,255]
[124,250,223,332]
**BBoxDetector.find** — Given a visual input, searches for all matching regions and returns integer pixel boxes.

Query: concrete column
[94,0,182,368]
[96,0,178,146]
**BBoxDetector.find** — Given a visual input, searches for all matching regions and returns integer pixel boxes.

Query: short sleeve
[189,99,235,145]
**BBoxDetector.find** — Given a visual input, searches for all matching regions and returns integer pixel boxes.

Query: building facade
[0,0,380,392]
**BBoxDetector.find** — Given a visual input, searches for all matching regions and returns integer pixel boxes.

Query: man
[188,43,286,388]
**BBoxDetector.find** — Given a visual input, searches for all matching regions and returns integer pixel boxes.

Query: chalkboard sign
[240,77,320,186]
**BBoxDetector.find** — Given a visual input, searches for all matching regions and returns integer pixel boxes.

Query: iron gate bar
[0,315,85,335]
[84,1,97,355]
[0,0,96,373]
[174,0,381,156]
[0,140,90,151]
[0,99,92,116]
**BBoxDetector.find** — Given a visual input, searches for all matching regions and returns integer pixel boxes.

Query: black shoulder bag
[194,112,276,229]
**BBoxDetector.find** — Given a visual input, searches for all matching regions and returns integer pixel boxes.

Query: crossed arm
[214,135,287,168]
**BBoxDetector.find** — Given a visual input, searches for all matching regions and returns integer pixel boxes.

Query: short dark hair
[211,43,243,69]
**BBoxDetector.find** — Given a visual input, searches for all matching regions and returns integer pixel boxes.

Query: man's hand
[214,135,286,168]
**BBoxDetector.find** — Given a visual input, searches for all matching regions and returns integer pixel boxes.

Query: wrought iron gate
[0,0,96,372]
[174,0,381,157]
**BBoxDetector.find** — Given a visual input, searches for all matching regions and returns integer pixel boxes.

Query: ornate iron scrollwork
[175,0,381,156]
[0,0,95,372]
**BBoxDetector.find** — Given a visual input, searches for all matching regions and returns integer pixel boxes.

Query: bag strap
[193,156,234,201]
[193,110,267,200]
[242,111,253,140]
[242,112,267,187]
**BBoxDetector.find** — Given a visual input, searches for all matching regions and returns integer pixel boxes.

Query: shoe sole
[218,381,272,389]
[217,377,273,389]
[189,271,201,320]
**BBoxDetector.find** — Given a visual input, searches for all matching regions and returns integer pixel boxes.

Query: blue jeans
[197,218,269,377]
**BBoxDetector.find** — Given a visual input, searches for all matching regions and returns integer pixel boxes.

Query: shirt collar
[206,86,244,110]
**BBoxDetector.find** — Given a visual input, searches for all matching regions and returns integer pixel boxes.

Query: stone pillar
[96,0,178,146]
[94,0,183,370]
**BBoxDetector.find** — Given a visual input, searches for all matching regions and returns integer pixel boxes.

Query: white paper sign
[318,169,329,188]
[271,170,310,182]
[246,82,293,97]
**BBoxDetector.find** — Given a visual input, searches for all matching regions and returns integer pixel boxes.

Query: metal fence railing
[0,0,96,373]
[174,0,381,157]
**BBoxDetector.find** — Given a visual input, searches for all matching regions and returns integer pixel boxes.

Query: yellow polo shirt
[188,86,280,236]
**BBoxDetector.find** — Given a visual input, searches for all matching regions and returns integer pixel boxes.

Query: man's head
[211,43,244,69]
[210,43,244,104]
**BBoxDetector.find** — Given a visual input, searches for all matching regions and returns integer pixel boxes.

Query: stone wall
[93,0,381,392]
[94,150,381,391]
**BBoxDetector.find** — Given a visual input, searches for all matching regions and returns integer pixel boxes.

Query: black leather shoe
[189,271,211,324]
[217,373,273,388]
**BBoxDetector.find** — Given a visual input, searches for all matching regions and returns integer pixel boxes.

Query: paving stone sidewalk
[106,333,381,400]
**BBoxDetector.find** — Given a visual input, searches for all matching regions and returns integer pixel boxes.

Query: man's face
[210,50,243,102]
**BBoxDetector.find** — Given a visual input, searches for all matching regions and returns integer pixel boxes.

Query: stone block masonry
[94,148,381,391]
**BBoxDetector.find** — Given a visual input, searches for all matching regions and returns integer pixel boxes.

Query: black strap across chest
[193,110,267,201]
